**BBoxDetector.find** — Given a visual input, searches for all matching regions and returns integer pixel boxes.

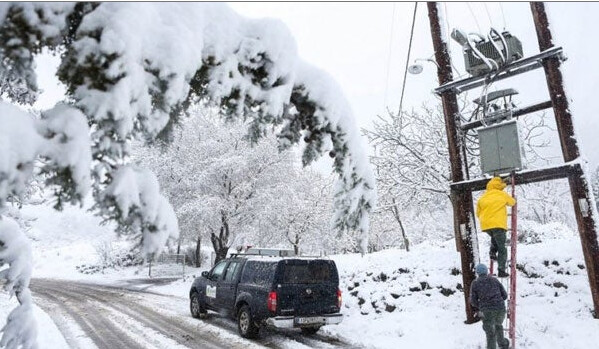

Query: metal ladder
[489,173,517,348]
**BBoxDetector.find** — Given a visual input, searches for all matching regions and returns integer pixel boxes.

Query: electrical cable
[383,3,397,108]
[466,3,482,33]
[499,3,507,31]
[483,3,494,28]
[398,2,418,115]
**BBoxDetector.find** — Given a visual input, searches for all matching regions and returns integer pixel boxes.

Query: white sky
[230,2,599,169]
[34,2,599,169]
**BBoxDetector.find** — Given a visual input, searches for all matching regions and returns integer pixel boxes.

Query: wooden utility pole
[531,2,599,318]
[427,2,478,324]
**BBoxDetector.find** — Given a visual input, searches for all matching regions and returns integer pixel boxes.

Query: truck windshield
[280,262,334,284]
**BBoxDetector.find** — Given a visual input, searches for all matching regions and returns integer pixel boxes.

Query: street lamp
[408,58,440,75]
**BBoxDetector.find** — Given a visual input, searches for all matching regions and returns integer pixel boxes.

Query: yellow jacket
[476,177,516,231]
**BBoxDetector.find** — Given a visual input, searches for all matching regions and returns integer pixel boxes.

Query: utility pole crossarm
[450,163,581,193]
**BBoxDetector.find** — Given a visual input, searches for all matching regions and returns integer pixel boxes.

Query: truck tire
[237,305,259,338]
[190,292,207,319]
[301,326,321,335]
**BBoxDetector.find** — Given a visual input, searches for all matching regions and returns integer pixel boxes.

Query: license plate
[295,317,323,325]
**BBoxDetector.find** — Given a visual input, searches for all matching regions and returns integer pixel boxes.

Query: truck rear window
[280,262,335,284]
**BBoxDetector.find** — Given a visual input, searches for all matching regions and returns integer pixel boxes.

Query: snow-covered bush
[76,242,143,274]
[517,219,577,245]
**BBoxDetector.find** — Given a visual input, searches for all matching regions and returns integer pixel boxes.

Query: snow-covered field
[2,201,599,349]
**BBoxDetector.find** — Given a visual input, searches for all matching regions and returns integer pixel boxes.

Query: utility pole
[531,2,599,318]
[427,2,478,324]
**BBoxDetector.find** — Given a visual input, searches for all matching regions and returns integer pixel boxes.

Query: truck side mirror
[201,271,210,278]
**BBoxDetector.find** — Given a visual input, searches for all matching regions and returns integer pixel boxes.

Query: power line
[483,3,494,28]
[466,3,482,33]
[499,3,507,30]
[398,2,418,115]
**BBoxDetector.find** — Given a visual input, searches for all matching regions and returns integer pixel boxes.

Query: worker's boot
[498,270,509,278]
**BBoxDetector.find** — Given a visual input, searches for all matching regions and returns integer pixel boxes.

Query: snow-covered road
[30,279,357,349]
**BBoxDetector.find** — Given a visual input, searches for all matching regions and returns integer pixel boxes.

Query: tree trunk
[391,200,410,252]
[211,211,231,264]
[195,236,202,267]
[293,233,300,255]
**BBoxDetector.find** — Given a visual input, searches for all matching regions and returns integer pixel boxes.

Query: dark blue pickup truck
[189,250,343,338]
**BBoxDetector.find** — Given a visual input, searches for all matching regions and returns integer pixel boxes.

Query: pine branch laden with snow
[0,218,37,349]
[0,2,375,248]
[0,102,91,349]
[0,3,75,105]
[0,102,91,209]
[99,166,179,257]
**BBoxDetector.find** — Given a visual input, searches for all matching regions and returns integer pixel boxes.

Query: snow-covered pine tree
[0,3,375,347]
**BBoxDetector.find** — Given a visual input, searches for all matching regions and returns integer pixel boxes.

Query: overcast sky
[230,2,599,169]
[34,2,599,169]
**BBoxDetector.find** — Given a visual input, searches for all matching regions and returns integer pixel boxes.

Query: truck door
[205,260,227,308]
[217,260,243,312]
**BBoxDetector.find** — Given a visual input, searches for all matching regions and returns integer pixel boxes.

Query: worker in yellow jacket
[476,177,516,278]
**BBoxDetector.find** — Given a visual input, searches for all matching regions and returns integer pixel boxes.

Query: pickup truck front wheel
[237,305,259,339]
[190,292,207,319]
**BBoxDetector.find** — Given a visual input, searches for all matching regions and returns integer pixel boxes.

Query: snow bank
[328,235,599,349]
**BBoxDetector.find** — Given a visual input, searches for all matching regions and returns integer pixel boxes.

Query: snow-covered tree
[0,3,374,347]
[136,110,338,261]
[135,111,297,262]
[364,105,453,248]
[364,102,553,248]
[257,168,336,255]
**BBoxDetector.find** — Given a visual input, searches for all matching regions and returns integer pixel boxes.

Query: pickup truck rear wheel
[301,326,321,335]
[190,292,207,319]
[237,305,259,339]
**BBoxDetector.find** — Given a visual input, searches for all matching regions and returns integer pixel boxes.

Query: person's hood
[486,177,506,191]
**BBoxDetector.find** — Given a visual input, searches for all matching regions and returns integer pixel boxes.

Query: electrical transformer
[478,120,525,175]
[464,32,523,77]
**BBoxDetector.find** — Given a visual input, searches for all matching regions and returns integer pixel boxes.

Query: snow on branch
[100,166,179,257]
[0,217,37,349]
[0,2,375,248]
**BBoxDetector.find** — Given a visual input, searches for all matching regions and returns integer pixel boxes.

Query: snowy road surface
[30,279,357,349]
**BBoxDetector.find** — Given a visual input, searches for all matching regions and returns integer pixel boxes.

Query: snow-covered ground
[2,201,599,348]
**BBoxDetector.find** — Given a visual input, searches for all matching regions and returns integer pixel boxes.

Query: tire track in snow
[32,279,361,349]
[33,280,241,349]
[33,288,142,349]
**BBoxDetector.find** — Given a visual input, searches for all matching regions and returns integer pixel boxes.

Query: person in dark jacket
[470,263,509,349]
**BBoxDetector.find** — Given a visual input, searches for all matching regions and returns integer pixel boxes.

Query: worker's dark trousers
[486,228,507,273]
[481,308,509,349]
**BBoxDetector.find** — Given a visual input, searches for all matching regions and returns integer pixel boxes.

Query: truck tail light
[267,291,277,313]
[337,289,342,308]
